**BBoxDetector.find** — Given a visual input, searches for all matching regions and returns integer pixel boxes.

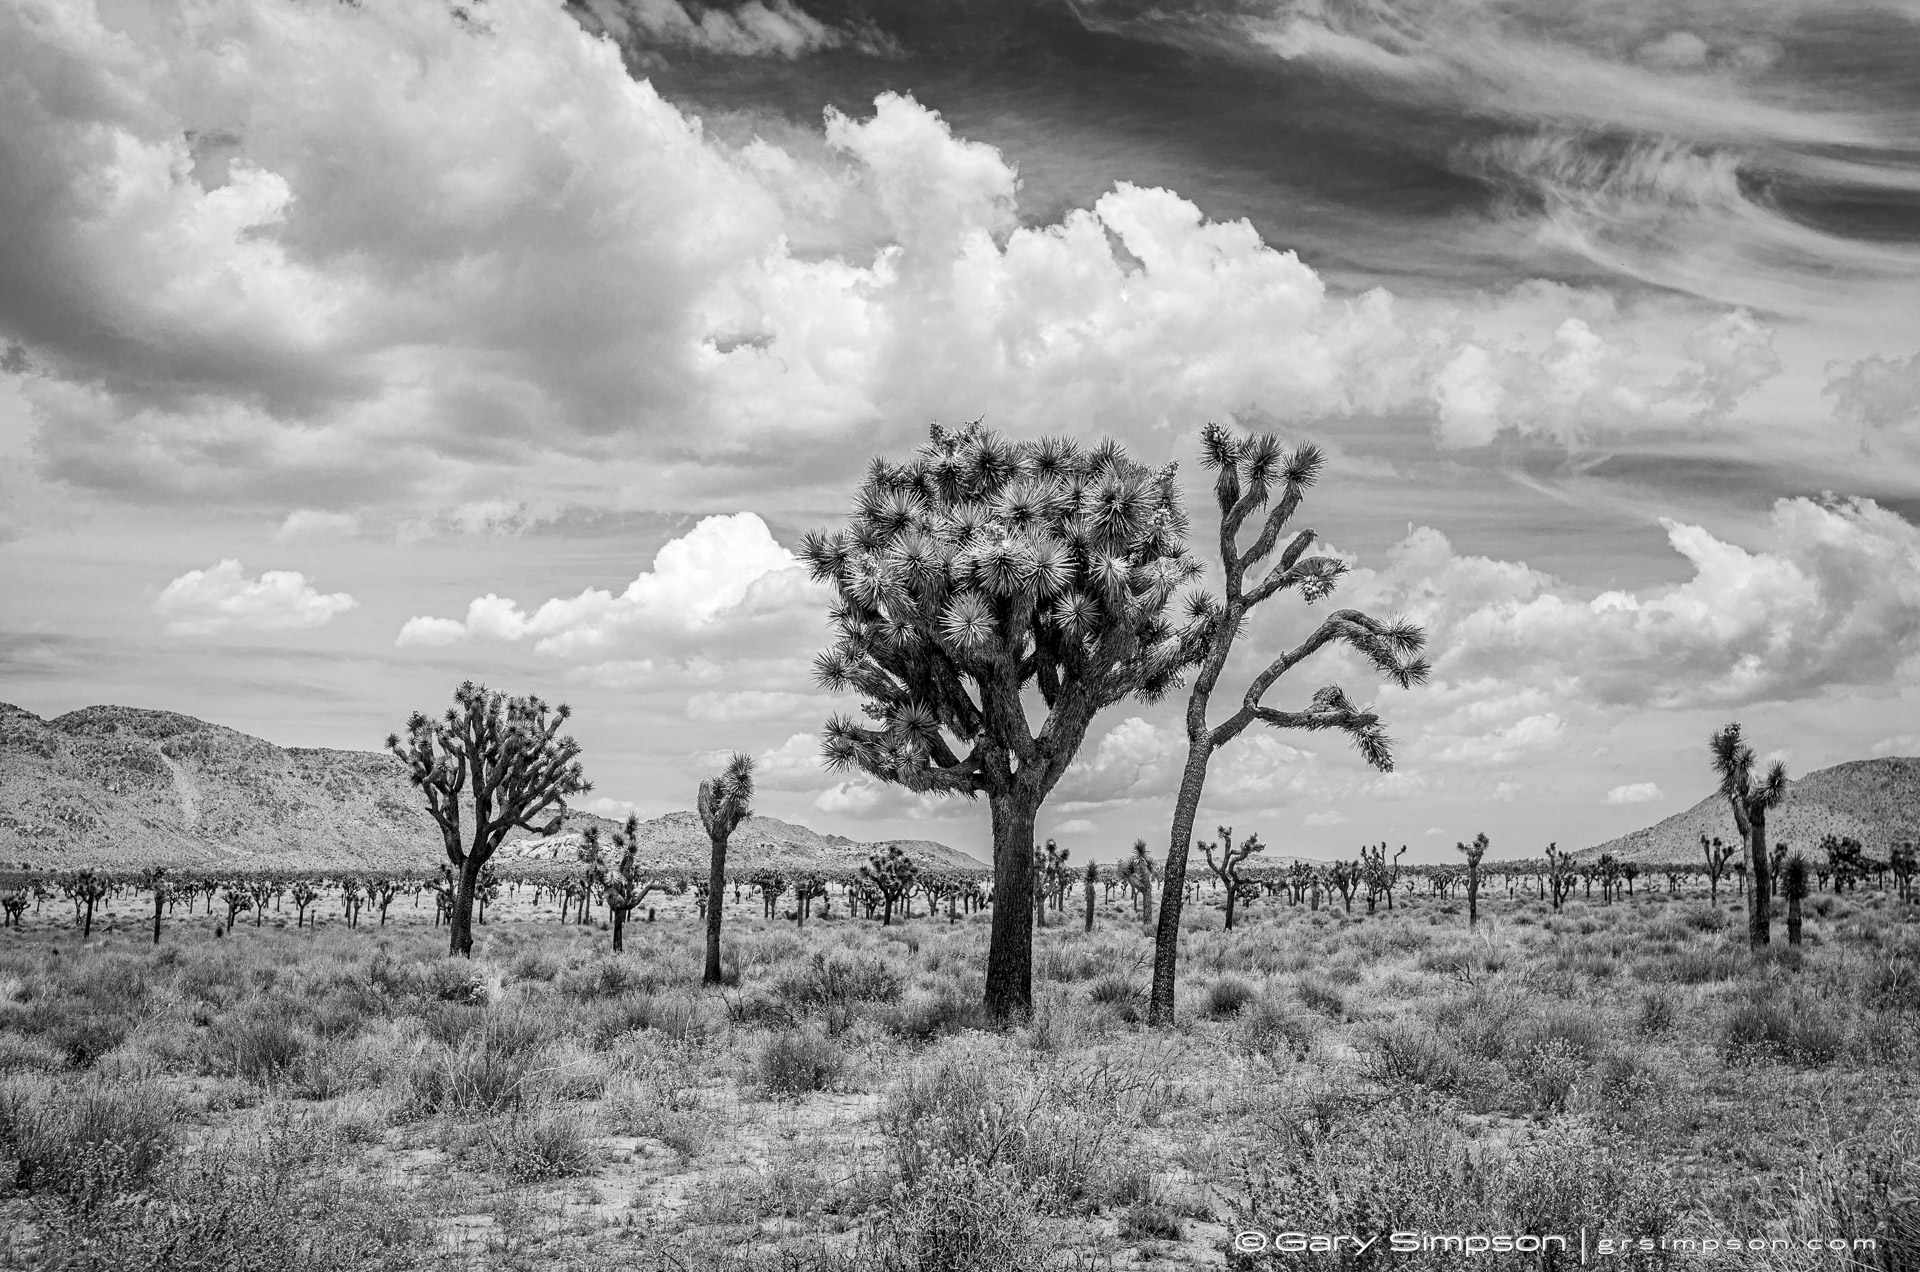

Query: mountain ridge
[0,702,983,875]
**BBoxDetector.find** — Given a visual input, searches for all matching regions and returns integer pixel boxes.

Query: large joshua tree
[388,681,588,957]
[1709,722,1787,948]
[699,753,755,985]
[1147,424,1430,1025]
[807,423,1204,1018]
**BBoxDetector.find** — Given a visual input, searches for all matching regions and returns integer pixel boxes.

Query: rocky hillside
[1587,756,1920,864]
[0,703,982,875]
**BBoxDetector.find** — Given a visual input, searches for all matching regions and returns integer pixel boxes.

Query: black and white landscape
[1,0,1918,1269]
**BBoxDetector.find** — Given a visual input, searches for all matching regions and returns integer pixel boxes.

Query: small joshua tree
[1544,843,1577,911]
[390,681,589,957]
[792,873,828,927]
[1457,832,1489,927]
[750,870,788,920]
[1359,842,1404,914]
[370,878,403,926]
[139,866,167,944]
[1700,833,1737,905]
[60,870,111,939]
[1709,722,1787,948]
[1198,826,1265,931]
[1782,852,1809,946]
[290,879,320,929]
[700,753,755,984]
[1117,838,1158,929]
[861,845,919,926]
[1148,423,1429,1025]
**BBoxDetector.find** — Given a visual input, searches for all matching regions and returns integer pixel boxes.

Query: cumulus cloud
[395,512,822,655]
[1606,782,1664,804]
[154,560,355,636]
[751,732,828,790]
[1303,810,1347,827]
[1356,496,1920,709]
[274,510,358,541]
[686,690,834,723]
[0,0,1788,519]
[1051,819,1098,836]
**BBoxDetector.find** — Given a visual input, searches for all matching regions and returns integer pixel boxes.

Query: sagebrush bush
[760,1028,843,1097]
[1204,976,1256,1019]
[483,1109,593,1182]
[0,1075,177,1206]
[1720,995,1845,1067]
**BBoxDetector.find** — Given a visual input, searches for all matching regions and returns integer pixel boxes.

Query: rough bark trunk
[703,832,728,984]
[983,791,1039,1018]
[152,891,163,945]
[1786,893,1802,945]
[1747,806,1771,948]
[1147,748,1212,1026]
[612,907,626,953]
[1224,880,1237,931]
[449,861,478,957]
[1083,875,1094,932]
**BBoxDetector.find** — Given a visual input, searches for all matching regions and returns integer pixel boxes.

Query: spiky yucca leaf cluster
[806,423,1205,796]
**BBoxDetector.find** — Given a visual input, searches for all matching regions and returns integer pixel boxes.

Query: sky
[5,0,1920,865]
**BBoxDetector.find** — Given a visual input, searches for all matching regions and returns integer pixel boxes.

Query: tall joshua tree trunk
[1148,426,1428,1026]
[700,754,755,986]
[983,790,1039,1016]
[1084,862,1096,932]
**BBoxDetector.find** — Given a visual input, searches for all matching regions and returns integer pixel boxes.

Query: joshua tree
[805,424,1205,1018]
[1359,842,1405,913]
[1147,424,1428,1025]
[750,870,788,920]
[861,845,919,926]
[1709,722,1787,948]
[1544,843,1577,911]
[0,889,24,928]
[390,681,588,957]
[59,871,111,939]
[1700,834,1737,905]
[1782,852,1809,946]
[1892,841,1917,903]
[370,878,403,926]
[792,873,828,927]
[139,866,167,944]
[219,884,250,931]
[1033,840,1071,927]
[1457,833,1490,927]
[1083,861,1098,932]
[1198,827,1266,930]
[700,753,755,985]
[289,879,320,928]
[1117,838,1158,927]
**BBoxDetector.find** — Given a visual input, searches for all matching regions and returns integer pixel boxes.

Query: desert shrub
[1509,1037,1585,1114]
[201,1005,307,1084]
[1501,1121,1680,1248]
[509,948,561,983]
[880,1047,1122,1212]
[404,1012,551,1116]
[777,951,905,1012]
[37,1009,131,1069]
[578,992,666,1046]
[1359,1019,1473,1093]
[0,1075,177,1206]
[1204,977,1256,1019]
[1087,974,1141,1010]
[869,1158,1047,1272]
[557,956,650,1000]
[1118,1197,1183,1241]
[482,1109,593,1183]
[1681,905,1730,933]
[1861,944,1920,1014]
[881,992,995,1043]
[1634,990,1677,1036]
[1238,997,1319,1062]
[760,1029,843,1097]
[1296,976,1346,1020]
[1720,995,1845,1067]
[371,954,488,1005]
[601,1079,714,1160]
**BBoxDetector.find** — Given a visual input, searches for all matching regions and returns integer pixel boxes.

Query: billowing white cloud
[686,690,833,723]
[395,512,822,655]
[751,732,828,790]
[155,560,355,636]
[1606,782,1665,804]
[1826,350,1920,437]
[1051,819,1098,837]
[1357,496,1920,708]
[0,0,1793,518]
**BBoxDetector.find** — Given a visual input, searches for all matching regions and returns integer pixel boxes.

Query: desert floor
[0,885,1915,1271]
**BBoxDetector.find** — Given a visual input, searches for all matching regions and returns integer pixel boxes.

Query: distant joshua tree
[1457,833,1489,927]
[792,873,828,927]
[699,753,755,985]
[1544,843,1577,911]
[1709,722,1787,948]
[289,878,320,929]
[1148,423,1429,1026]
[1782,852,1810,946]
[868,846,923,926]
[1700,834,1737,905]
[139,866,168,944]
[1198,827,1265,931]
[389,681,589,957]
[1117,838,1158,928]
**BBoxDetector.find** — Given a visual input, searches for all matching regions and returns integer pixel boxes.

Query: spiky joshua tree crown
[805,423,1207,799]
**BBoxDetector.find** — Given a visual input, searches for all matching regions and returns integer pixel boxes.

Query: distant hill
[1587,756,1920,864]
[0,703,983,876]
